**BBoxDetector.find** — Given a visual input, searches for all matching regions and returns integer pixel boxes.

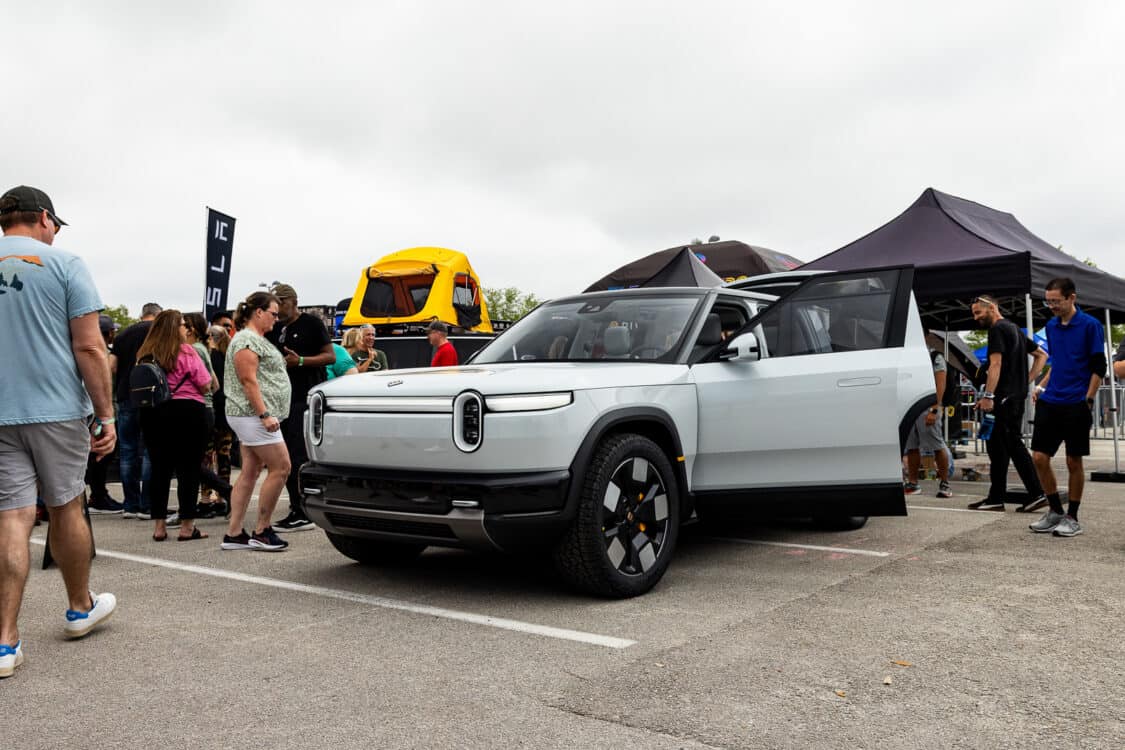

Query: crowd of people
[906,278,1115,540]
[0,185,466,679]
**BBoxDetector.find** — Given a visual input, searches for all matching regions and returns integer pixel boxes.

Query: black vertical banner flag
[204,207,236,322]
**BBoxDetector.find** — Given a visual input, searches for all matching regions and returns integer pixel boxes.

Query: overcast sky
[6,1,1123,315]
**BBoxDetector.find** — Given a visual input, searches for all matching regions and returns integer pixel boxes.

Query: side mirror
[720,331,761,362]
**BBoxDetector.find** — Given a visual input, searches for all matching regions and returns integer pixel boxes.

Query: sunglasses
[970,296,997,307]
[260,308,279,318]
[1042,298,1067,308]
[41,207,62,233]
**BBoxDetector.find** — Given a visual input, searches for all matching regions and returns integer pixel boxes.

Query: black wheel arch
[566,407,691,520]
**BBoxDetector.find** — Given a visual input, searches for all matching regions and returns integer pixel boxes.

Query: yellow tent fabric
[343,247,493,332]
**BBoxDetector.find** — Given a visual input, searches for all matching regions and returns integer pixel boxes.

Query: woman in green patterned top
[221,292,293,552]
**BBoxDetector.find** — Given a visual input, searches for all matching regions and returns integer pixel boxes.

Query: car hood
[314,362,691,398]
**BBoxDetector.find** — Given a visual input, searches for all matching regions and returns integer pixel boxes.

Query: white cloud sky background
[6,1,1123,315]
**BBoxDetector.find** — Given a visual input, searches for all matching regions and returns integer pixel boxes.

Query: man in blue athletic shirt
[1028,277,1106,538]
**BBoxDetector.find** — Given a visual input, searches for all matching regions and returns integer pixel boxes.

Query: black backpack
[129,357,184,408]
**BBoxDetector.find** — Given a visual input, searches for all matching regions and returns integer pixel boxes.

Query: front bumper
[299,463,574,551]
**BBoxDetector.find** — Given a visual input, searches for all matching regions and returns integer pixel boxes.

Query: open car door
[690,267,931,519]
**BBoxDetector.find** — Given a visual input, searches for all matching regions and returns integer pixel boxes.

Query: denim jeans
[116,402,152,513]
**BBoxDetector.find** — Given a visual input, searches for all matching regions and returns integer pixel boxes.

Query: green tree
[482,287,542,322]
[102,304,136,328]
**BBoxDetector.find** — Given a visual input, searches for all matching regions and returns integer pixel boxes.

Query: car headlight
[309,391,325,446]
[453,391,484,453]
[483,392,573,413]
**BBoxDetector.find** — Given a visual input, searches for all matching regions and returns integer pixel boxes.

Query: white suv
[300,267,934,597]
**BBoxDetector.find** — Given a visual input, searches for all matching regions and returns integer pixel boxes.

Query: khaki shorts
[904,411,946,454]
[0,419,90,511]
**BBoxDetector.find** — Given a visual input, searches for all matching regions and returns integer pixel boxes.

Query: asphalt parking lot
[6,447,1125,749]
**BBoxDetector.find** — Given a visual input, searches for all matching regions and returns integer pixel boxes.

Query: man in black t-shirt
[969,295,1048,511]
[266,284,334,532]
[108,302,162,517]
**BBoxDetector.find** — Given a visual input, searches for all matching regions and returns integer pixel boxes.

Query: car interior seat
[603,326,631,357]
[691,313,723,361]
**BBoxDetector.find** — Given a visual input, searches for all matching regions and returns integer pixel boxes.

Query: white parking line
[907,505,991,514]
[698,537,890,558]
[28,538,636,650]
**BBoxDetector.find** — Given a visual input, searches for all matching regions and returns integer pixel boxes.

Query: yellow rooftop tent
[342,247,493,333]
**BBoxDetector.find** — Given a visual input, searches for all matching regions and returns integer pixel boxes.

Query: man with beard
[1028,278,1106,537]
[969,295,1048,512]
[266,284,334,532]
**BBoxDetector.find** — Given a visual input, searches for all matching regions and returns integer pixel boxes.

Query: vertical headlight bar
[309,391,325,446]
[452,391,484,453]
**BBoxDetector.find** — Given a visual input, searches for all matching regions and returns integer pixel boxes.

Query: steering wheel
[630,346,665,360]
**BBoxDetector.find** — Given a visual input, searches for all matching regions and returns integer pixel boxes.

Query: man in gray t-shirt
[0,186,118,678]
[903,349,952,498]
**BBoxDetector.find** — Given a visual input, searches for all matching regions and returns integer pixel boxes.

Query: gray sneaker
[1052,515,1083,537]
[1029,510,1066,533]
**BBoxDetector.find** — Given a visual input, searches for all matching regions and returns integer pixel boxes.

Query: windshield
[473,294,701,363]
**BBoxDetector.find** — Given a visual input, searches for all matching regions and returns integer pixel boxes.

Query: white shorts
[227,415,286,447]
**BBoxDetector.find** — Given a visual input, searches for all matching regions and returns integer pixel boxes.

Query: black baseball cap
[0,185,68,226]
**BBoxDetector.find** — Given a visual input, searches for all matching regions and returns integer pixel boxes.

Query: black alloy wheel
[554,433,680,598]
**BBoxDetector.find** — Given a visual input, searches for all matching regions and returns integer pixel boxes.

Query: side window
[754,270,898,358]
[691,300,750,360]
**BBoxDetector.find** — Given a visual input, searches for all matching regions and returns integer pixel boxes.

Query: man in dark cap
[0,186,118,678]
[427,320,459,367]
[266,283,334,532]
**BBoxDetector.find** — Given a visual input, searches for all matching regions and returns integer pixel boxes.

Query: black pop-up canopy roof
[585,240,802,293]
[802,188,1125,329]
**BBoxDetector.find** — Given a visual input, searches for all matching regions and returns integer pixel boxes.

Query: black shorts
[1031,400,1092,457]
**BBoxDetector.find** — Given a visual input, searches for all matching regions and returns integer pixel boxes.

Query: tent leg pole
[1025,294,1035,449]
[1091,309,1125,482]
[943,324,950,445]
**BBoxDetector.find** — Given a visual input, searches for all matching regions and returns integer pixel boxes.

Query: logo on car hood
[387,379,404,388]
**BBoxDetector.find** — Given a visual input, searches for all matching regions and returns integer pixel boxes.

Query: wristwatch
[929,408,940,415]
[1087,398,1095,407]
[258,411,271,420]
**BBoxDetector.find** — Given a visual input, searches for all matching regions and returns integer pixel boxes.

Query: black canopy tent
[802,188,1125,330]
[585,240,802,292]
[636,247,725,288]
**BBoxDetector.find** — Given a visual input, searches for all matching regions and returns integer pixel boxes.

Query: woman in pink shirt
[135,310,216,541]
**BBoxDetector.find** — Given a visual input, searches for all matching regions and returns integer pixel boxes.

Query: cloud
[5,1,1123,315]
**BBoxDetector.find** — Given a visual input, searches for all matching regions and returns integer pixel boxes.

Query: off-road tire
[815,515,869,531]
[553,433,680,598]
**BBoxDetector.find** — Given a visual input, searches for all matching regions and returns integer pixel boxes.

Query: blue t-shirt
[0,236,104,425]
[1041,306,1104,406]
[325,343,357,380]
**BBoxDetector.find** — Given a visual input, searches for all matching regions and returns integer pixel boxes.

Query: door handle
[837,377,881,388]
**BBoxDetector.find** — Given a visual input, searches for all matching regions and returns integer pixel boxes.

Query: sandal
[177,527,209,542]
[152,533,167,542]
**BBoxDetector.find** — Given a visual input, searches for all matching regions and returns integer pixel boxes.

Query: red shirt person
[427,321,459,367]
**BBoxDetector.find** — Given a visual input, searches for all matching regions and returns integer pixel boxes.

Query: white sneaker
[0,641,23,678]
[1052,515,1083,537]
[63,592,117,639]
[1029,510,1065,534]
